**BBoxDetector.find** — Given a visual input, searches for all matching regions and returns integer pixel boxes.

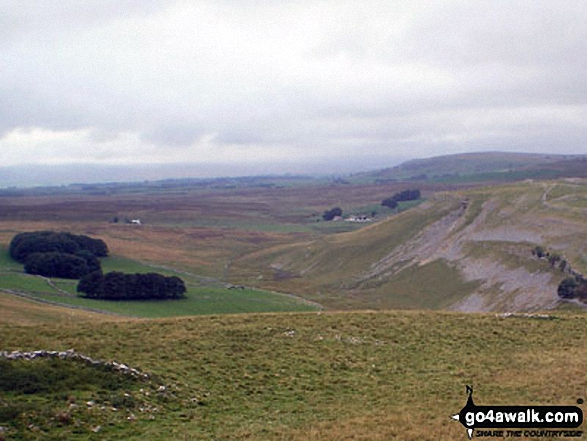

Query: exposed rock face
[360,189,582,312]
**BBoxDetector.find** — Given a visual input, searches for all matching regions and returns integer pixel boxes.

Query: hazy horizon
[2,150,586,188]
[0,154,411,187]
[1,1,586,180]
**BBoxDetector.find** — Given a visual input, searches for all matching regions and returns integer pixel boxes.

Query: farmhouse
[345,214,372,223]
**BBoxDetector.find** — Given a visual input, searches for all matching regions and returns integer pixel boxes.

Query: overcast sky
[1,0,586,176]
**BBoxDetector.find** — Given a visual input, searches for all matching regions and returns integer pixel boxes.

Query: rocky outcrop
[0,349,150,380]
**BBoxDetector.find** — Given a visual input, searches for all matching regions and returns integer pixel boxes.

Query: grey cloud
[0,0,586,168]
[400,1,586,66]
[140,124,206,147]
[0,0,171,44]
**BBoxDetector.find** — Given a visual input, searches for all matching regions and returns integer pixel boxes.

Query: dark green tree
[381,198,398,209]
[548,253,561,267]
[102,272,127,300]
[76,271,105,298]
[381,188,421,209]
[24,252,90,279]
[533,246,545,258]
[77,271,186,300]
[322,207,343,221]
[164,276,187,299]
[74,250,102,273]
[9,231,108,263]
[557,277,578,299]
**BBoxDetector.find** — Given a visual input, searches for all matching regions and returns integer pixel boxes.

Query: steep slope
[233,179,587,312]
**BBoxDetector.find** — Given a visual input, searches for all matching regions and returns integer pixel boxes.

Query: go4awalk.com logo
[451,386,584,439]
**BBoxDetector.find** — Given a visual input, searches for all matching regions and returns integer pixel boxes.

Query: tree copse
[77,271,187,300]
[9,231,108,279]
[9,231,108,263]
[382,188,421,209]
[24,252,90,279]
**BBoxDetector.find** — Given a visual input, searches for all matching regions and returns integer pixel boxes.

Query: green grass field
[0,248,21,270]
[0,249,319,317]
[8,285,318,318]
[99,256,179,275]
[0,272,60,293]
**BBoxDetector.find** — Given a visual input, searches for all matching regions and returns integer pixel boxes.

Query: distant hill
[3,151,586,190]
[0,155,404,189]
[232,178,587,312]
[355,151,587,183]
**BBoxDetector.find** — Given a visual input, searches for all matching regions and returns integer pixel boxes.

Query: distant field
[4,284,318,318]
[0,271,58,293]
[0,181,450,229]
[0,248,319,318]
[0,291,123,325]
[230,197,465,308]
[0,184,432,281]
[429,168,563,183]
[0,247,20,270]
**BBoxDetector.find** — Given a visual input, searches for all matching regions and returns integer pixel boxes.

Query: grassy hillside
[1,310,586,440]
[231,197,470,308]
[233,179,587,312]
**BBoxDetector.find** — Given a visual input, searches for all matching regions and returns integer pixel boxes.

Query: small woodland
[381,188,421,209]
[77,271,186,300]
[9,231,186,301]
[9,231,108,279]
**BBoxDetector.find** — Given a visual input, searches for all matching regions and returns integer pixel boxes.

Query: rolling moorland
[233,178,587,312]
[1,151,587,440]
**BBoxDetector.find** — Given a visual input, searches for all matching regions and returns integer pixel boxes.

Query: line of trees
[77,271,186,300]
[532,245,575,273]
[9,231,108,279]
[531,246,586,302]
[381,189,421,209]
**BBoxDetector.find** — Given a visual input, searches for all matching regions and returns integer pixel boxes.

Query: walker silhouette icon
[451,385,477,439]
[451,385,583,440]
